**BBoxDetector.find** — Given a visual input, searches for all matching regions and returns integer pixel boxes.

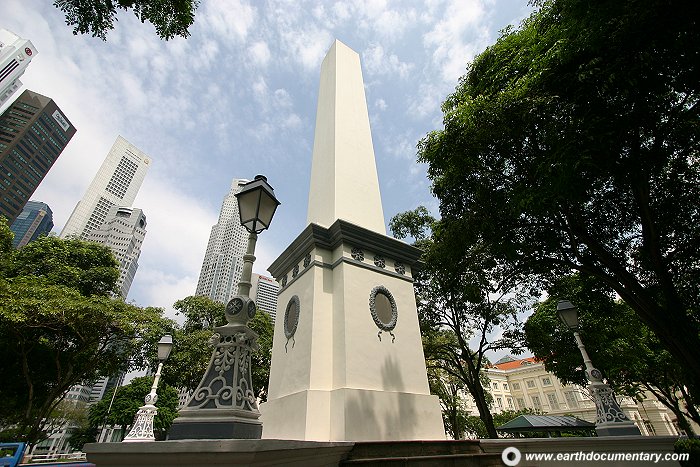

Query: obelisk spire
[306,40,386,235]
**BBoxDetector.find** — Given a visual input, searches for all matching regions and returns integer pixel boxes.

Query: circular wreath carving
[292,264,299,278]
[369,285,398,332]
[351,247,364,261]
[284,295,301,339]
[373,255,385,268]
[394,262,406,275]
[304,253,311,268]
[280,275,287,287]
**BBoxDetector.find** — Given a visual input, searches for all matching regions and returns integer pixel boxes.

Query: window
[493,382,499,389]
[526,380,536,389]
[513,382,520,390]
[547,393,559,410]
[565,391,578,409]
[531,395,542,410]
[517,398,525,409]
[503,383,509,390]
[507,397,514,409]
[542,377,552,386]
[496,397,503,408]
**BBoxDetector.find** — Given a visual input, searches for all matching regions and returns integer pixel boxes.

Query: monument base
[260,388,445,441]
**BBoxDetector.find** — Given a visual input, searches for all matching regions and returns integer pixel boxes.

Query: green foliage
[53,0,199,40]
[66,425,98,451]
[88,376,179,437]
[249,309,275,402]
[419,0,700,402]
[525,273,699,434]
[0,235,170,447]
[675,438,700,467]
[427,366,470,439]
[391,207,530,439]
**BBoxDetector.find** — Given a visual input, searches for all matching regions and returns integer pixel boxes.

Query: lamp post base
[168,417,262,440]
[589,382,642,436]
[123,404,157,442]
[595,422,642,437]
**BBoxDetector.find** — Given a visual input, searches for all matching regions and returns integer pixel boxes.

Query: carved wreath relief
[284,295,300,351]
[369,285,397,342]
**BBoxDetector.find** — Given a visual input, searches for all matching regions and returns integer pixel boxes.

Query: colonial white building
[464,356,683,437]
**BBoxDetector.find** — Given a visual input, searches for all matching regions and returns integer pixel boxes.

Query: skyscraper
[0,29,37,107]
[10,200,53,247]
[0,90,75,222]
[87,206,147,298]
[250,273,279,322]
[60,135,150,239]
[195,178,250,304]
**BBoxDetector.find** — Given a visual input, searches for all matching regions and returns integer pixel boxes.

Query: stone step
[341,452,503,467]
[345,440,485,460]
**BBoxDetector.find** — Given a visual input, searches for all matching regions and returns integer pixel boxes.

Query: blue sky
[4,0,533,320]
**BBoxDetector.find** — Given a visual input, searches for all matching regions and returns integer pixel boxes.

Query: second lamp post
[557,300,641,436]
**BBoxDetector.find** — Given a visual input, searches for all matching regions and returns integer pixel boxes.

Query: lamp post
[557,300,641,436]
[123,335,174,442]
[168,175,279,440]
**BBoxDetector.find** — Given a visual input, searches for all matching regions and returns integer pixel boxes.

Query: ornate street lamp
[556,300,641,436]
[168,175,279,440]
[123,335,174,442]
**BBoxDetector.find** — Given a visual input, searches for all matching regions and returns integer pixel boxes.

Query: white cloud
[248,40,271,67]
[362,43,413,79]
[375,98,387,110]
[198,0,256,43]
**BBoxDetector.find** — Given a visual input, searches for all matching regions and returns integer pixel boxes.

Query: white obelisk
[260,40,445,441]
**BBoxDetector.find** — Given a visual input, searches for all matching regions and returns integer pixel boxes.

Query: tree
[53,0,199,40]
[418,0,700,402]
[156,296,274,401]
[525,274,699,435]
[427,364,470,440]
[88,376,179,439]
[0,232,170,447]
[391,208,527,439]
[464,408,542,439]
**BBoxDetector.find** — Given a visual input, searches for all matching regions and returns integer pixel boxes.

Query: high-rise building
[60,135,150,240]
[195,178,250,304]
[250,273,279,322]
[0,90,75,223]
[87,206,147,298]
[0,29,37,107]
[10,200,53,247]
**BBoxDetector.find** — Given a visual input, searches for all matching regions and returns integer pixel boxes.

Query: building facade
[0,90,75,222]
[462,356,682,437]
[60,135,150,240]
[195,178,250,304]
[86,206,147,298]
[10,200,53,247]
[250,273,279,322]
[0,29,37,107]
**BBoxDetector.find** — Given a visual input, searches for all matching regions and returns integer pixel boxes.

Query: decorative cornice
[268,219,423,279]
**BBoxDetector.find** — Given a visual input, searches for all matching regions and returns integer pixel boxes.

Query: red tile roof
[493,356,539,370]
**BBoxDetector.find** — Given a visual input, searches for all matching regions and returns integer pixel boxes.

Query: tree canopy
[391,208,527,438]
[88,376,179,440]
[525,273,699,435]
[418,0,700,401]
[0,221,170,446]
[53,0,199,40]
